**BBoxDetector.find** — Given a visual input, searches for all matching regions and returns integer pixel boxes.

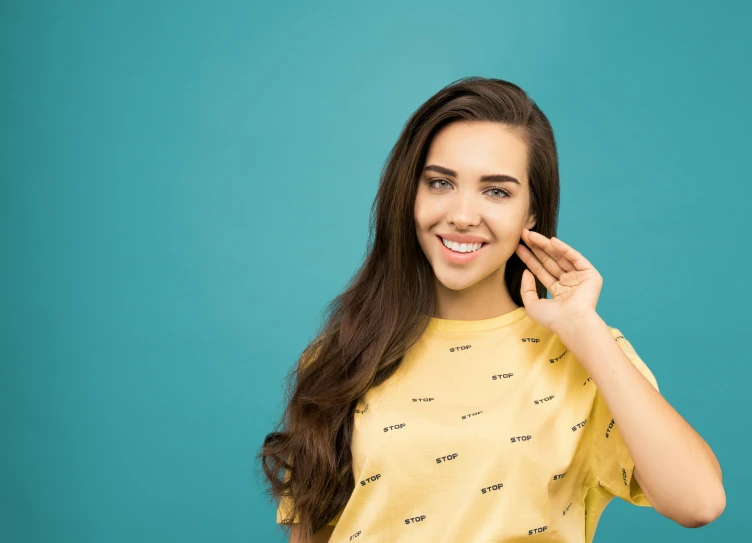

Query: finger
[515,243,557,291]
[548,236,595,271]
[523,229,575,273]
[519,269,539,307]
[521,232,566,277]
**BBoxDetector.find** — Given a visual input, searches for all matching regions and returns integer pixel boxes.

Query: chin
[433,269,486,292]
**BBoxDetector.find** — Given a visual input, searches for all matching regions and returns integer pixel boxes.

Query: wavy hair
[259,76,560,541]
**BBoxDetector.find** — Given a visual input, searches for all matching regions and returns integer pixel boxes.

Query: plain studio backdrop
[1,1,749,542]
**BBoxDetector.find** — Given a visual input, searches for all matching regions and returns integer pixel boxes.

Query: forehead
[424,121,528,185]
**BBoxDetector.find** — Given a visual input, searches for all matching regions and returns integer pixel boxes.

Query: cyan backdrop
[2,1,749,542]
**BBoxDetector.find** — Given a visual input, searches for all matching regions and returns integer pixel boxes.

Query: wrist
[554,310,604,342]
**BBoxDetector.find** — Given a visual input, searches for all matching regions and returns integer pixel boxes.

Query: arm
[289,524,335,543]
[558,312,725,528]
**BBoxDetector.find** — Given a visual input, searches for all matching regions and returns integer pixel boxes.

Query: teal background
[2,0,749,541]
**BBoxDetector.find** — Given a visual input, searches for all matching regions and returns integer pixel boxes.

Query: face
[414,121,536,295]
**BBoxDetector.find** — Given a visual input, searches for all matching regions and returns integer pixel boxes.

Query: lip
[436,235,487,264]
[437,233,489,244]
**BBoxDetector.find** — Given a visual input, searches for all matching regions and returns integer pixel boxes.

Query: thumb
[520,269,539,307]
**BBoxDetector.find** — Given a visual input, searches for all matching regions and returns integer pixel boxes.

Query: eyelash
[426,178,511,200]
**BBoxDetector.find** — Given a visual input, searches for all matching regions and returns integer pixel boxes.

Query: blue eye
[428,178,451,189]
[485,187,511,200]
[426,178,510,200]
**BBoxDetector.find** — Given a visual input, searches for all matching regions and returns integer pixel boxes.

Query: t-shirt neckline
[424,305,528,333]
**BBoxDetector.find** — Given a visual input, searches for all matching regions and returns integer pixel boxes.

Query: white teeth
[441,237,483,253]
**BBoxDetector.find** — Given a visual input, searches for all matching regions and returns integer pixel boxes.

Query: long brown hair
[258,76,560,540]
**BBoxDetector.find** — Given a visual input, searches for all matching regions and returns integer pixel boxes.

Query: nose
[447,190,481,229]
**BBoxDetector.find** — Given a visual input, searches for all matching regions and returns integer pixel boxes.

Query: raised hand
[514,227,602,333]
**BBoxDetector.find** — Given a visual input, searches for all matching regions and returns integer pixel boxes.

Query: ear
[524,213,537,231]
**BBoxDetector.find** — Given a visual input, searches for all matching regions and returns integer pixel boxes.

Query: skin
[414,120,537,320]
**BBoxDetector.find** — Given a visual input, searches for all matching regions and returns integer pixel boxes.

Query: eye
[427,178,452,190]
[485,187,511,200]
[426,178,510,200]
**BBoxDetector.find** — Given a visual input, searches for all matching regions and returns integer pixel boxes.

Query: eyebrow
[422,164,521,185]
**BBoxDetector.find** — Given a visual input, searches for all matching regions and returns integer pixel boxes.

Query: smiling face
[414,121,537,317]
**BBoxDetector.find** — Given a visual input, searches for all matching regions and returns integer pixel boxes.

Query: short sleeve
[586,327,660,507]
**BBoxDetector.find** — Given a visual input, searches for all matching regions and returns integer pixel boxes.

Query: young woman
[259,77,725,543]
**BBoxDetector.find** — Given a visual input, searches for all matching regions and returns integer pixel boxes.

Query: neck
[433,269,520,320]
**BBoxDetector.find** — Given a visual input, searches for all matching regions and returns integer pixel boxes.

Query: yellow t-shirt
[277,306,659,542]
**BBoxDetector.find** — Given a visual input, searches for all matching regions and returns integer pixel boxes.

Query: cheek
[413,194,423,224]
[486,219,519,240]
[413,201,440,230]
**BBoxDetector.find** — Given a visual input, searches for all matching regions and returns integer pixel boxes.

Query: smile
[440,236,485,253]
[436,235,488,263]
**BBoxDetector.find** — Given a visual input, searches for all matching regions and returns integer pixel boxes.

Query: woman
[259,76,725,543]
